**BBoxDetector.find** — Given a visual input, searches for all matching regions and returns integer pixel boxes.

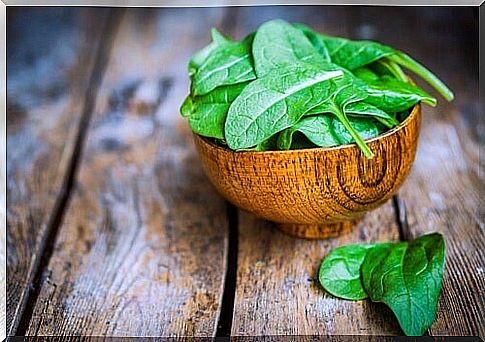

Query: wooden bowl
[193,104,421,239]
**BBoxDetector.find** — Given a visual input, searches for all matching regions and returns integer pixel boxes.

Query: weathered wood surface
[232,204,402,336]
[25,8,231,337]
[354,7,484,337]
[6,8,111,335]
[6,6,483,338]
[229,6,483,337]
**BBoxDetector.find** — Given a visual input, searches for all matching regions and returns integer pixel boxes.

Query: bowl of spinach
[181,19,453,239]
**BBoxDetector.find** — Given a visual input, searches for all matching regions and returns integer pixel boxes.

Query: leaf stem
[335,107,374,159]
[389,52,454,101]
[375,116,397,129]
[376,59,407,82]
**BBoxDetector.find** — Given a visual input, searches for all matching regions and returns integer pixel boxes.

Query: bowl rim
[194,102,421,155]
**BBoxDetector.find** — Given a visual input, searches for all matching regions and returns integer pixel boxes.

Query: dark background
[7,6,480,137]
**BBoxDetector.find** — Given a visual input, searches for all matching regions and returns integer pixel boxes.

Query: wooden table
[6,7,483,338]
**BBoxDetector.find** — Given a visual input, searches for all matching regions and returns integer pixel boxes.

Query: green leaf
[346,102,399,128]
[365,75,437,112]
[388,52,454,101]
[315,31,453,102]
[180,95,194,118]
[255,133,280,151]
[252,19,325,77]
[293,23,331,61]
[188,28,231,77]
[192,32,256,96]
[305,72,375,158]
[186,83,248,139]
[332,116,380,145]
[370,59,408,82]
[317,34,395,70]
[225,63,343,150]
[319,244,383,300]
[352,67,379,82]
[361,233,446,336]
[277,115,340,150]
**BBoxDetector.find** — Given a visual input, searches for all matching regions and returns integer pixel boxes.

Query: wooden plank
[351,7,484,336]
[232,204,401,336]
[26,8,231,336]
[6,8,111,335]
[230,6,402,336]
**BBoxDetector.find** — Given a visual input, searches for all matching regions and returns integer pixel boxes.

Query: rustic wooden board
[6,8,111,335]
[26,8,231,337]
[231,6,483,337]
[232,203,401,336]
[352,7,484,336]
[395,82,484,337]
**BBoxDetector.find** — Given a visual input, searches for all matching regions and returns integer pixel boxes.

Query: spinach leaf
[319,244,383,300]
[252,19,325,77]
[192,31,256,96]
[365,76,437,112]
[332,116,380,145]
[304,73,375,158]
[184,83,248,139]
[388,52,454,101]
[361,233,445,336]
[293,23,331,61]
[224,63,343,150]
[303,27,453,101]
[255,133,280,151]
[346,102,399,128]
[188,28,228,77]
[180,95,194,118]
[277,115,340,150]
[317,33,395,70]
[352,67,380,82]
[370,59,408,82]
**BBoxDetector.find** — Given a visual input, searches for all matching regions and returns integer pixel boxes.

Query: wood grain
[6,8,110,335]
[232,203,402,336]
[351,7,484,337]
[395,99,484,337]
[26,8,231,337]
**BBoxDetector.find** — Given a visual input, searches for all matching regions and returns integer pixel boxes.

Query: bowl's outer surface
[193,104,421,227]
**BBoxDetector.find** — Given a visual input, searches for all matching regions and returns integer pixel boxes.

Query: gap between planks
[13,9,125,336]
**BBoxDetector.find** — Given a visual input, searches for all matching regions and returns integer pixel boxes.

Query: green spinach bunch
[319,232,446,336]
[181,20,453,158]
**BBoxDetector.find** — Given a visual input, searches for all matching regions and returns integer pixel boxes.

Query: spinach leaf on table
[191,30,256,96]
[252,19,325,77]
[319,243,383,300]
[181,82,248,139]
[361,233,445,336]
[277,115,340,150]
[224,63,343,150]
[318,233,446,336]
